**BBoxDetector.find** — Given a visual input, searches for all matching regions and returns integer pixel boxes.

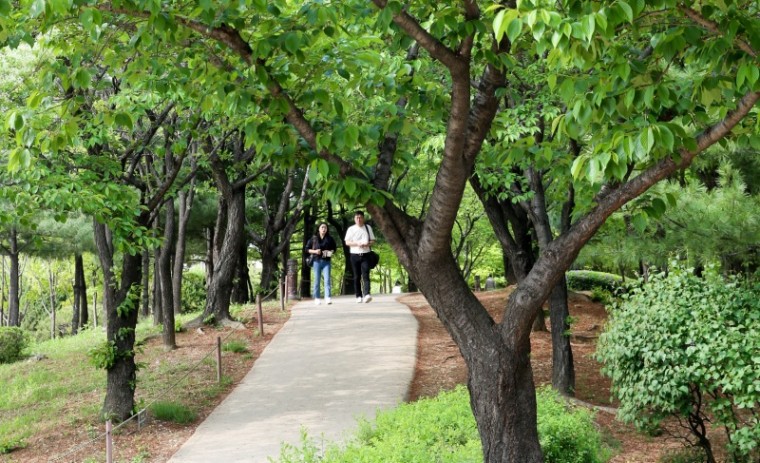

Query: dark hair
[354,210,364,217]
[315,222,330,235]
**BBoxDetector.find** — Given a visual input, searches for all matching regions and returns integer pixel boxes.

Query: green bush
[276,385,609,463]
[0,327,27,364]
[567,270,622,293]
[596,267,760,462]
[180,271,206,313]
[659,448,707,463]
[149,401,197,424]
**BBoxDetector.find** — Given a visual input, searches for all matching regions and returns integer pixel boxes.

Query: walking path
[167,294,418,463]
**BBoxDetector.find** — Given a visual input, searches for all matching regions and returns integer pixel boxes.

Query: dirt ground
[8,290,690,462]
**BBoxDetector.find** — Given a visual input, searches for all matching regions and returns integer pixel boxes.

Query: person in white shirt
[344,210,375,303]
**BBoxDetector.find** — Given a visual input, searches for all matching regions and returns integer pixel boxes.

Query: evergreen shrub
[0,327,27,364]
[566,270,622,293]
[180,271,206,313]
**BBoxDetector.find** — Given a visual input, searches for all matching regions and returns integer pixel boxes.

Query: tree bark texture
[230,236,251,304]
[141,250,150,318]
[172,183,195,315]
[158,198,176,348]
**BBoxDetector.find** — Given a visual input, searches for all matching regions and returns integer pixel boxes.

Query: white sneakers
[356,297,363,303]
[363,294,372,303]
[314,298,321,305]
[326,297,332,305]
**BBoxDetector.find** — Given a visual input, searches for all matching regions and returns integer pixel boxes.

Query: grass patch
[222,339,248,353]
[149,401,197,424]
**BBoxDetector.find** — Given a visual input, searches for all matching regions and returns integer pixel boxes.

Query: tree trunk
[141,250,150,318]
[49,262,57,340]
[77,254,89,328]
[259,238,279,298]
[72,254,83,335]
[153,238,162,326]
[94,221,143,421]
[204,227,214,289]
[8,228,20,327]
[172,187,194,315]
[195,188,246,326]
[158,198,176,349]
[549,276,575,395]
[230,236,250,304]
[1,256,5,326]
[299,207,316,298]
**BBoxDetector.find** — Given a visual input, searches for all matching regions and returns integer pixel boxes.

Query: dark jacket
[305,235,338,261]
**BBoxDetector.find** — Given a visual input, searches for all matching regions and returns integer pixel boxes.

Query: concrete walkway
[167,294,418,463]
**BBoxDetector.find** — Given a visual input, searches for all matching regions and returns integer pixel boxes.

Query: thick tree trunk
[8,228,20,327]
[259,241,279,298]
[300,208,316,298]
[152,241,162,326]
[230,236,250,304]
[158,198,176,348]
[204,227,214,289]
[195,189,246,326]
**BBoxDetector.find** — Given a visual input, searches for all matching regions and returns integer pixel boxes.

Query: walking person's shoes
[363,294,373,303]
[326,297,332,305]
[315,298,321,305]
[356,296,363,303]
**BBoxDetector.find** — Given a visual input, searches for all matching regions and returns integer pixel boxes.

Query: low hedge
[566,270,623,293]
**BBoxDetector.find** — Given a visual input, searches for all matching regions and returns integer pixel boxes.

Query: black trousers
[350,253,371,297]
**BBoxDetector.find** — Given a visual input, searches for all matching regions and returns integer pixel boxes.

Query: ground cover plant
[0,301,289,462]
[276,385,610,463]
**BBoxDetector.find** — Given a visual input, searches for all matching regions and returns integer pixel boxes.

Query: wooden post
[216,336,222,383]
[279,282,285,311]
[105,420,113,463]
[257,294,264,337]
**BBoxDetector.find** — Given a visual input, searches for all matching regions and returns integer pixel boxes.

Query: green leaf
[317,158,329,177]
[30,0,45,18]
[506,18,523,44]
[344,177,357,197]
[618,1,634,23]
[114,113,133,130]
[631,212,647,233]
[0,0,11,15]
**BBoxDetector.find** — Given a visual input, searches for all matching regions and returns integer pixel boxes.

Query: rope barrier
[48,292,287,462]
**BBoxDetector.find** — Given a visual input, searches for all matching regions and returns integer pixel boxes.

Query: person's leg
[351,254,362,298]
[312,260,322,300]
[324,261,332,301]
[361,257,371,300]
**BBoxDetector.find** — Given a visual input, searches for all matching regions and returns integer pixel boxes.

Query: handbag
[367,250,380,269]
[306,236,318,267]
[363,225,380,269]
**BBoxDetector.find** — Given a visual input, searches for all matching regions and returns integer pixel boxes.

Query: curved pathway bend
[167,294,418,463]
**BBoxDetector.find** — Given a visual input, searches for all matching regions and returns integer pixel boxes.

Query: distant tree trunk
[0,256,5,326]
[327,205,354,295]
[258,237,279,297]
[300,206,316,298]
[172,185,195,315]
[158,198,176,349]
[153,216,163,326]
[141,250,150,318]
[72,253,87,334]
[79,255,89,328]
[204,227,214,289]
[8,227,20,327]
[48,262,57,339]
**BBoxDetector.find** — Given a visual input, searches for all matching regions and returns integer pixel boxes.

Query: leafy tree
[597,267,760,462]
[2,1,759,459]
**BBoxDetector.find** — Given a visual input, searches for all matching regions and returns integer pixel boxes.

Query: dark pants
[350,253,371,297]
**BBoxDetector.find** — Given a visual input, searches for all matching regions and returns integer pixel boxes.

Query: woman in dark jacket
[305,222,338,305]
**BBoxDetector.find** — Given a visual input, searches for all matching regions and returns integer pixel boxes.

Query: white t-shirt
[345,224,375,254]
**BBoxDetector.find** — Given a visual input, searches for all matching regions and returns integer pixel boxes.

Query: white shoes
[314,298,321,305]
[356,297,363,303]
[326,297,332,305]
[363,294,372,303]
